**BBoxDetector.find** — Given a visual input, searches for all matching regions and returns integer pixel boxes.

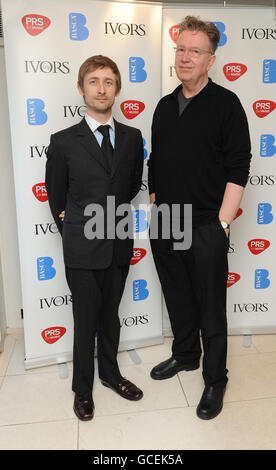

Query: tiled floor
[1,329,276,450]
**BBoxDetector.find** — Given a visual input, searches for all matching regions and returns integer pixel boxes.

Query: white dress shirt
[85,113,115,148]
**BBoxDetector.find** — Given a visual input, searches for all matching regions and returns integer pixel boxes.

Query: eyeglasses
[174,47,213,58]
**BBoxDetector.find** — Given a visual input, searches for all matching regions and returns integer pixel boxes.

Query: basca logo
[212,22,227,46]
[260,134,276,157]
[233,303,269,313]
[129,57,147,83]
[25,60,70,74]
[120,314,149,327]
[27,99,48,125]
[242,28,276,40]
[133,210,148,232]
[120,100,145,119]
[69,13,89,41]
[41,327,66,344]
[263,59,276,83]
[249,175,275,185]
[104,22,146,36]
[257,203,273,224]
[22,14,51,36]
[248,239,270,255]
[143,138,148,160]
[255,269,270,289]
[253,100,276,118]
[227,272,240,288]
[133,279,149,301]
[40,294,72,309]
[223,63,247,81]
[32,183,48,202]
[37,257,56,281]
[130,248,147,265]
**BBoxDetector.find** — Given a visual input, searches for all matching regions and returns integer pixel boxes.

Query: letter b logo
[255,269,270,289]
[260,135,276,157]
[37,257,56,280]
[133,210,148,232]
[27,99,47,125]
[133,279,149,301]
[69,13,89,40]
[257,203,273,224]
[129,57,147,83]
[212,22,227,46]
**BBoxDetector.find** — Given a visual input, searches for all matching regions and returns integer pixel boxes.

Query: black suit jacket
[45,118,144,269]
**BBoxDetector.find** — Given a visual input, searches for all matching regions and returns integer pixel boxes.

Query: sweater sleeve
[222,94,252,187]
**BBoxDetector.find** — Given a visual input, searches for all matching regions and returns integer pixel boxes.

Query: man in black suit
[45,55,144,421]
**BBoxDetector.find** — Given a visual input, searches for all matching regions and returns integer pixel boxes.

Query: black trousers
[150,217,229,387]
[65,260,129,397]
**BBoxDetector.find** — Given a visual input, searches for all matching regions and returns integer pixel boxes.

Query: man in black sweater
[148,16,251,419]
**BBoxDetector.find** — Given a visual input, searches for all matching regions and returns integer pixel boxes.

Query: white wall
[0,45,23,329]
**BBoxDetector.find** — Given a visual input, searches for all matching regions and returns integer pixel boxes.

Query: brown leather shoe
[101,378,143,401]
[73,394,94,421]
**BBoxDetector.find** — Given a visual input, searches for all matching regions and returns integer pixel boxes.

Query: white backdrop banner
[2,0,163,368]
[3,1,276,369]
[162,6,276,335]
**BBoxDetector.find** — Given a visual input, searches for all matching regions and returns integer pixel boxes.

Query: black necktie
[97,125,114,171]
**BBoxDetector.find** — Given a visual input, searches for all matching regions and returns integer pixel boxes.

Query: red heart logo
[169,25,179,43]
[120,100,145,120]
[223,63,247,81]
[41,327,66,344]
[227,272,240,288]
[22,14,51,36]
[32,183,48,202]
[130,248,147,265]
[248,239,270,255]
[253,100,276,118]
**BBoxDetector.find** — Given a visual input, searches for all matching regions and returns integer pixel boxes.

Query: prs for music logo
[130,248,147,265]
[41,327,66,344]
[32,183,48,202]
[253,100,276,118]
[227,273,240,288]
[120,100,145,119]
[223,63,247,81]
[248,239,270,255]
[22,14,51,36]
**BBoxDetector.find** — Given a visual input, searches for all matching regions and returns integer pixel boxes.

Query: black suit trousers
[150,217,229,387]
[65,259,129,397]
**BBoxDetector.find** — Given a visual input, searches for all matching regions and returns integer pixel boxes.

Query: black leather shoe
[73,394,94,421]
[150,357,199,380]
[101,378,143,401]
[196,385,226,420]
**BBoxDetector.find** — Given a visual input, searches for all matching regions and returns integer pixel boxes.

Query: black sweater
[147,78,252,227]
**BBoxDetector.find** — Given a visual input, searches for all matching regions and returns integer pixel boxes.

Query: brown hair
[78,55,121,92]
[178,16,220,53]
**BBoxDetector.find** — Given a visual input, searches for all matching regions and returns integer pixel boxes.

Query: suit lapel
[76,118,110,173]
[112,119,127,177]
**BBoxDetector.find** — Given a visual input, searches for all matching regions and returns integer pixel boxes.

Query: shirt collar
[85,113,115,133]
[171,77,218,100]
